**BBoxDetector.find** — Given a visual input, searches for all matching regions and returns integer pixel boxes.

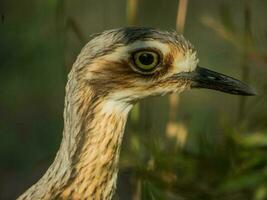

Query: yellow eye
[133,51,159,72]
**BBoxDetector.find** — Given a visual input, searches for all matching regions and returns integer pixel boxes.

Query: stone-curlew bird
[17,27,255,200]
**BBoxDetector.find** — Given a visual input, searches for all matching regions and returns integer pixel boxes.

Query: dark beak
[180,66,256,96]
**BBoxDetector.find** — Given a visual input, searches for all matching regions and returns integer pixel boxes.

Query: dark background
[0,0,267,199]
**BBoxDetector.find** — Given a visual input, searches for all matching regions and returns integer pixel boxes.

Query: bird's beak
[179,66,256,96]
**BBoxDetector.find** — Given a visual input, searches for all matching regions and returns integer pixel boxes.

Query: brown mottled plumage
[17,27,255,200]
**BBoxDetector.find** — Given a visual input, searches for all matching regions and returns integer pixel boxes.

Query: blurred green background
[0,0,267,199]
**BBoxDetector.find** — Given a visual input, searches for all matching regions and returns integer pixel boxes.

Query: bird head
[72,27,255,105]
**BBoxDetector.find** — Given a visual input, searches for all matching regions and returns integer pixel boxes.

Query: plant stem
[238,0,252,122]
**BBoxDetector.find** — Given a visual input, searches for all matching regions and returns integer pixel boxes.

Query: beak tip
[246,87,257,96]
[232,84,257,96]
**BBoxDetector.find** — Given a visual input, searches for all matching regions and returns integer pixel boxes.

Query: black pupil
[138,53,154,65]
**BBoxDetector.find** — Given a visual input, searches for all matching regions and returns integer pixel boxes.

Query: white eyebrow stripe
[101,40,170,61]
[125,40,170,54]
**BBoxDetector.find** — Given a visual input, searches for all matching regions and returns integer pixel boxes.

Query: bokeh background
[1,0,267,199]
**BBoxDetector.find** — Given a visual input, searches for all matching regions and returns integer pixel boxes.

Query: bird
[17,27,255,200]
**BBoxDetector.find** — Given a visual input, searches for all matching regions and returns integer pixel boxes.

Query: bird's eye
[133,51,159,72]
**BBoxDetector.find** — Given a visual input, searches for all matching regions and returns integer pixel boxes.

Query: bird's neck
[59,89,132,199]
[18,80,132,200]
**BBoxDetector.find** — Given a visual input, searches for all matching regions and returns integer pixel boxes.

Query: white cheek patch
[173,51,199,73]
[101,100,133,116]
[101,40,170,62]
[107,84,188,103]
